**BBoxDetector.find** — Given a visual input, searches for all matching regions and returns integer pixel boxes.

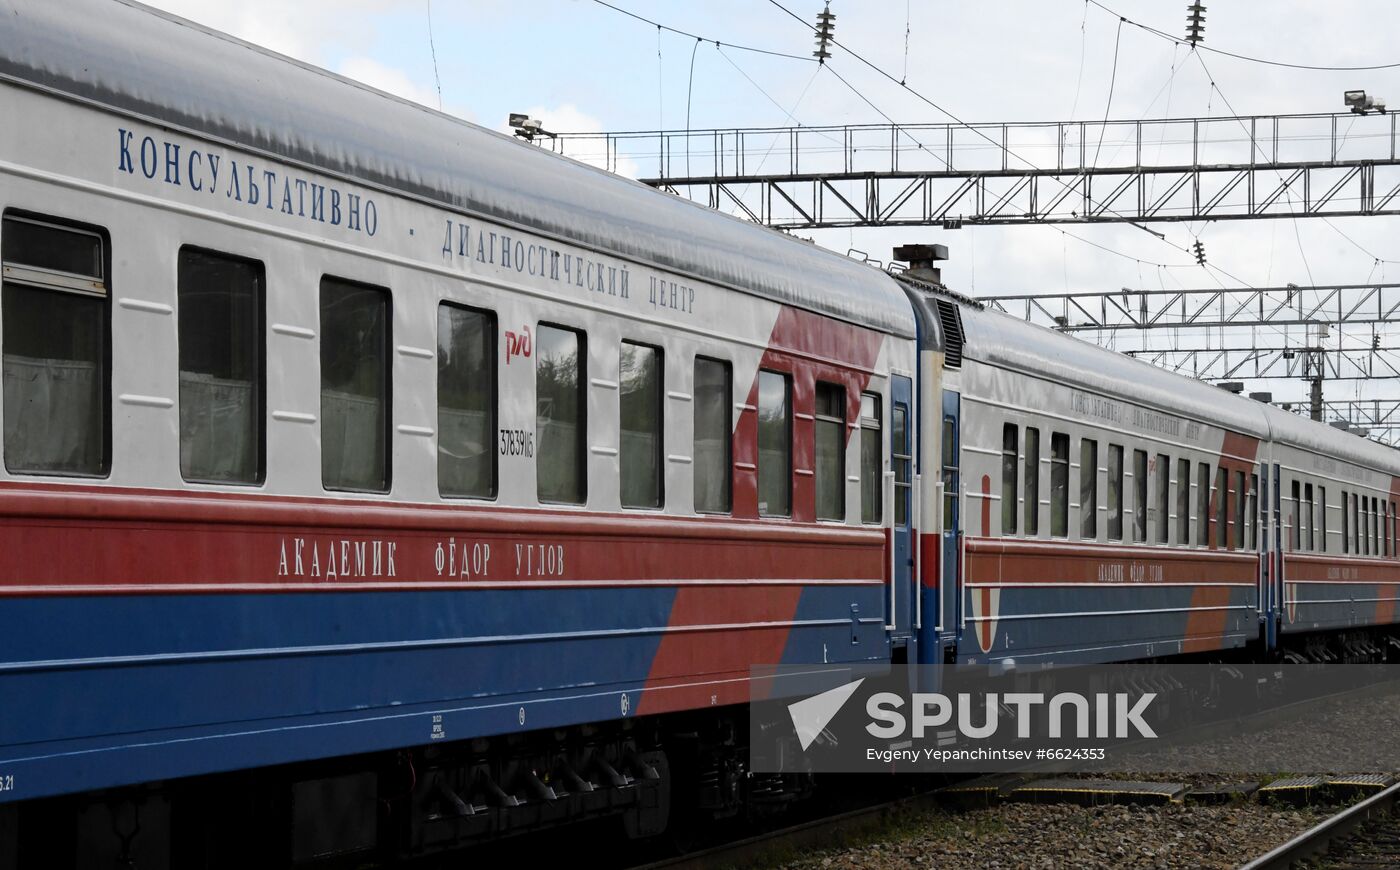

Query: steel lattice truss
[1301,402,1400,435]
[980,282,1400,444]
[983,283,1400,331]
[1122,345,1400,381]
[547,112,1400,228]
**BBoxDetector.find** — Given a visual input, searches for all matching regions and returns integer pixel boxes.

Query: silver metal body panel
[960,302,1400,476]
[0,0,914,339]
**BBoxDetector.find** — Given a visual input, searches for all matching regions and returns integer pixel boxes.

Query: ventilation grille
[935,298,964,368]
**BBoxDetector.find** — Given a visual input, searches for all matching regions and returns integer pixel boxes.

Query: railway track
[1240,781,1400,870]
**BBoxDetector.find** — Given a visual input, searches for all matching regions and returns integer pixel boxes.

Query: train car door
[1258,460,1273,650]
[939,389,961,651]
[1271,462,1283,643]
[889,376,914,638]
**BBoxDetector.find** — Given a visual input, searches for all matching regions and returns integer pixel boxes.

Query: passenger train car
[1,0,1398,866]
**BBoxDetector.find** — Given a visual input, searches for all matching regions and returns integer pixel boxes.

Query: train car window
[859,392,881,523]
[757,370,791,517]
[1243,470,1254,551]
[1349,493,1357,554]
[1342,490,1350,554]
[1080,439,1097,539]
[1178,458,1192,545]
[1354,493,1362,555]
[1364,496,1370,555]
[1378,497,1386,557]
[1362,494,1371,556]
[1365,496,1373,556]
[620,342,663,509]
[893,403,911,526]
[1133,450,1148,542]
[1383,495,1394,557]
[1290,481,1301,551]
[1024,427,1040,536]
[1002,424,1018,535]
[695,358,733,514]
[1364,494,1371,554]
[1050,432,1068,538]
[1,214,109,476]
[177,248,264,485]
[1366,493,1377,551]
[1369,495,1376,555]
[1197,463,1211,547]
[941,415,957,530]
[1370,495,1377,556]
[1215,467,1226,549]
[437,304,497,499]
[1303,483,1315,551]
[320,278,390,493]
[1107,444,1123,541]
[536,324,586,504]
[1319,486,1327,553]
[1249,472,1259,550]
[814,382,845,521]
[1384,500,1391,557]
[1156,454,1170,544]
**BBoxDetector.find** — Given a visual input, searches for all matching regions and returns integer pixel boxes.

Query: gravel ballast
[778,800,1329,870]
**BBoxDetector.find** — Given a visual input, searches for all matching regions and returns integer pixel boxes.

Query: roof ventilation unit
[934,298,964,369]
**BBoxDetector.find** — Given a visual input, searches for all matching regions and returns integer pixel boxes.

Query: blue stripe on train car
[0,582,883,802]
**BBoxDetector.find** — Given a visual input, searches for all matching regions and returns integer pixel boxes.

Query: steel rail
[1239,780,1400,869]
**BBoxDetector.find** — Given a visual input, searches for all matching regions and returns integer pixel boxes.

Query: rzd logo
[505,325,532,364]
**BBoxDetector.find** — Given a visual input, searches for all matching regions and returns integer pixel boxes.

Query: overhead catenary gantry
[1121,344,1400,382]
[547,111,1400,442]
[981,282,1400,332]
[979,281,1400,441]
[1313,400,1400,434]
[547,111,1400,228]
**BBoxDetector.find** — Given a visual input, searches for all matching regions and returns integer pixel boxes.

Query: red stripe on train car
[1182,586,1234,653]
[920,533,939,589]
[1284,553,1400,583]
[732,307,884,521]
[0,483,883,592]
[638,305,885,711]
[634,584,804,715]
[963,537,1258,585]
[1211,432,1260,551]
[1378,585,1400,626]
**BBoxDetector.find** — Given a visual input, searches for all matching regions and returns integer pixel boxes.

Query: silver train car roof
[961,302,1400,475]
[0,0,915,339]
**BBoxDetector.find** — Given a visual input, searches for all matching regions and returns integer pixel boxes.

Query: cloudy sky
[143,0,1400,417]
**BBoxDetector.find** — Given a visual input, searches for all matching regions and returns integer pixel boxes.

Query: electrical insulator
[1186,2,1206,45]
[814,5,835,63]
[1192,239,1207,265]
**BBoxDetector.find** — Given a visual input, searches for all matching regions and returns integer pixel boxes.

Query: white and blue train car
[2,0,1400,865]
